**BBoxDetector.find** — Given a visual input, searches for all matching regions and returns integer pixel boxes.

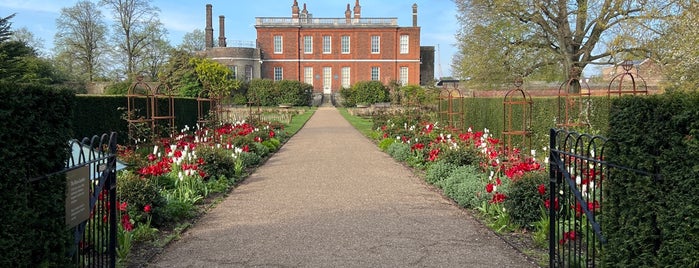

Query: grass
[283,107,316,136]
[338,108,375,138]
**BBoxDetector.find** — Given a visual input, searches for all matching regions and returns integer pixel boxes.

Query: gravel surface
[149,107,538,268]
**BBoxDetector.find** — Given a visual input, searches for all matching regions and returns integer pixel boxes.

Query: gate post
[548,128,557,268]
[108,132,118,268]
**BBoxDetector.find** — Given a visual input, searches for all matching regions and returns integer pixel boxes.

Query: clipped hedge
[72,95,201,143]
[445,96,612,152]
[603,92,699,267]
[0,82,74,266]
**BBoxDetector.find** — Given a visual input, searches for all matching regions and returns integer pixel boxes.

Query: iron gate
[548,129,654,267]
[65,133,118,267]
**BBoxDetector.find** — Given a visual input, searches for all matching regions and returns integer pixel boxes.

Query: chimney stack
[218,15,226,47]
[345,4,351,23]
[292,0,299,19]
[412,3,418,27]
[353,0,361,19]
[205,4,213,48]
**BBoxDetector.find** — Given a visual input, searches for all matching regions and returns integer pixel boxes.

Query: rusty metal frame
[126,75,154,145]
[608,60,648,97]
[438,82,465,132]
[152,81,176,137]
[557,70,591,129]
[502,77,533,152]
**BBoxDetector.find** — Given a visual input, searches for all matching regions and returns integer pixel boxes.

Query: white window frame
[274,67,283,81]
[371,67,380,81]
[399,67,408,86]
[341,36,350,54]
[371,36,380,54]
[341,67,350,88]
[400,35,409,54]
[323,67,332,90]
[245,65,253,81]
[304,36,313,54]
[323,36,331,54]
[304,67,313,86]
[230,65,238,80]
[273,35,282,54]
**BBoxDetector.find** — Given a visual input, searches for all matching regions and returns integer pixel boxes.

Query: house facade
[255,0,424,94]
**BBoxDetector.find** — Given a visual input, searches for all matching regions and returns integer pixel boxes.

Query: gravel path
[149,107,537,267]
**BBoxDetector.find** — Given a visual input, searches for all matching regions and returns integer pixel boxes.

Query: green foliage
[104,80,131,95]
[247,78,275,106]
[439,165,488,208]
[341,81,390,106]
[231,93,248,105]
[196,146,238,180]
[437,146,482,166]
[191,57,240,99]
[377,138,396,151]
[386,142,411,162]
[503,171,548,229]
[604,92,699,267]
[117,171,167,226]
[425,160,457,185]
[275,79,312,106]
[454,96,611,153]
[158,50,203,97]
[0,82,73,267]
[72,95,201,144]
[238,151,261,167]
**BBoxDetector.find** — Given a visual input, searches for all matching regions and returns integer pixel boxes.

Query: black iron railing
[67,133,118,267]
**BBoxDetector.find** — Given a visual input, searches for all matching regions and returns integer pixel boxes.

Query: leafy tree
[191,57,239,99]
[55,1,108,82]
[654,2,699,90]
[179,29,205,53]
[453,0,684,87]
[158,49,202,97]
[100,0,164,78]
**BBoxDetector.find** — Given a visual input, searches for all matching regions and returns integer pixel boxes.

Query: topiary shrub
[247,78,275,106]
[274,79,312,106]
[386,142,411,162]
[238,151,261,167]
[504,171,548,229]
[425,160,457,185]
[196,146,237,181]
[341,81,390,107]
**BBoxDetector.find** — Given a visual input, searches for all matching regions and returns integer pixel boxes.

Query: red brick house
[255,0,423,94]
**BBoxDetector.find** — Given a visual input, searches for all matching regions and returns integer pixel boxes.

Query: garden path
[149,107,537,267]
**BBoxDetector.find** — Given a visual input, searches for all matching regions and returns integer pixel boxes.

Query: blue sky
[1,0,459,77]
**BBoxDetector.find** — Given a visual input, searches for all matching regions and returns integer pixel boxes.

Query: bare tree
[178,29,205,53]
[453,0,685,85]
[11,27,45,55]
[100,0,163,79]
[55,0,107,82]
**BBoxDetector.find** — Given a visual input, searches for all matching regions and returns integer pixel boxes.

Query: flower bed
[113,120,287,265]
[372,113,553,266]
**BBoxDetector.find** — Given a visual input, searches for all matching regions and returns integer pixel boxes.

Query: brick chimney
[218,15,226,47]
[205,4,213,48]
[412,3,418,27]
[292,0,299,19]
[353,0,361,19]
[345,4,351,23]
[301,3,308,18]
